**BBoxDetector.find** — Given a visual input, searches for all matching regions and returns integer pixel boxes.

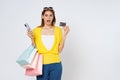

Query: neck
[44,24,53,28]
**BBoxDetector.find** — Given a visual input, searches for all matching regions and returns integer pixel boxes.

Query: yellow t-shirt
[32,26,62,64]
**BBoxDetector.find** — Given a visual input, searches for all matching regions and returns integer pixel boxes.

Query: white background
[0,0,120,80]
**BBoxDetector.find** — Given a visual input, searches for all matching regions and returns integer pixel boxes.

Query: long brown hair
[40,7,56,27]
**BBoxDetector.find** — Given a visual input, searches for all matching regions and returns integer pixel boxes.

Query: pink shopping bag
[25,53,43,76]
[21,51,38,69]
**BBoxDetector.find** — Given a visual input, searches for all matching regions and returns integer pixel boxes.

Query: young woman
[27,7,70,80]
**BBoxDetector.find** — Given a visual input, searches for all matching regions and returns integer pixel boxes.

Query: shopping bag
[16,45,37,65]
[25,53,43,76]
[21,51,38,69]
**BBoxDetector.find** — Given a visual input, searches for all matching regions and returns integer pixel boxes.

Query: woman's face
[42,11,54,26]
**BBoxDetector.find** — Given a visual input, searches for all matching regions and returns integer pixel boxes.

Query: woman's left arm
[58,26,70,53]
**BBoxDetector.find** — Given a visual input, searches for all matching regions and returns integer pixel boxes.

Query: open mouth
[47,20,51,22]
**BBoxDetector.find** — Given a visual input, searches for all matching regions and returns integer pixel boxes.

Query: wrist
[63,34,67,38]
[30,37,34,40]
[63,35,67,41]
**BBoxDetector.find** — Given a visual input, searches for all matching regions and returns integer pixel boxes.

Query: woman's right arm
[27,30,36,47]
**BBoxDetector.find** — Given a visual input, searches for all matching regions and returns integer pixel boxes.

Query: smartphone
[59,22,66,27]
[24,23,31,31]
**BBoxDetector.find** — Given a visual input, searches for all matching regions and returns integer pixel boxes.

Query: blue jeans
[36,62,62,80]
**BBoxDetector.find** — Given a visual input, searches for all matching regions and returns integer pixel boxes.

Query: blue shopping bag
[16,45,37,65]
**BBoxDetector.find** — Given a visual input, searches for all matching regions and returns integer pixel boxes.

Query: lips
[47,20,51,22]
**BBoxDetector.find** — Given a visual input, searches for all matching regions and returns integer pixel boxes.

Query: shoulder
[32,26,41,32]
[55,26,62,36]
[55,26,62,31]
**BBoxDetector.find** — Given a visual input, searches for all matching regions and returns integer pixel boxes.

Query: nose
[47,15,51,19]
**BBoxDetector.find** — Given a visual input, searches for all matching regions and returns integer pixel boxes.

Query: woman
[27,7,70,80]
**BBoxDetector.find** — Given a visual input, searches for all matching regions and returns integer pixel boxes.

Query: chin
[46,23,52,26]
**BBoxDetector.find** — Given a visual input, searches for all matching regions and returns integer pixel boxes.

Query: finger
[64,27,69,31]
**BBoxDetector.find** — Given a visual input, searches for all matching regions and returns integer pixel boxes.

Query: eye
[50,14,53,17]
[44,14,48,17]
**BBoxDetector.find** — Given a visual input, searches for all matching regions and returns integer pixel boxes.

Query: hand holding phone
[24,23,33,39]
[59,22,66,27]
